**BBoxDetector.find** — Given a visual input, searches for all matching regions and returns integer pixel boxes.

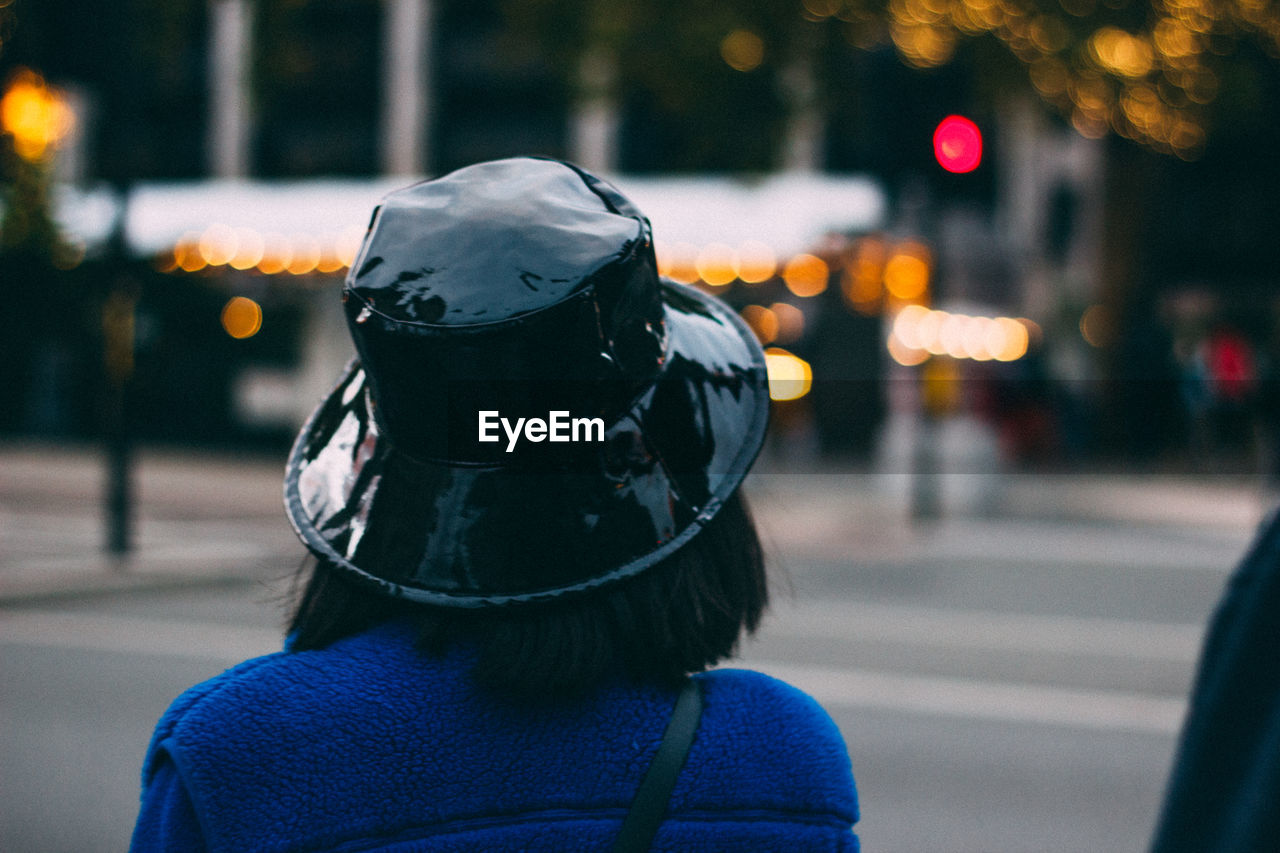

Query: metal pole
[381,0,431,175]
[209,0,252,178]
[910,408,942,523]
[102,189,137,558]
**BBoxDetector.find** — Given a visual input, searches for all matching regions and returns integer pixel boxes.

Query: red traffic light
[933,115,982,174]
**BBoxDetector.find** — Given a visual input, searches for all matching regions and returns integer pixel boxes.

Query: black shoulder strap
[611,677,704,853]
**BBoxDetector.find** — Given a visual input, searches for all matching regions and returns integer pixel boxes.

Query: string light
[889,306,1032,365]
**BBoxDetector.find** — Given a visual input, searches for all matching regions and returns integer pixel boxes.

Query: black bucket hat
[285,157,769,607]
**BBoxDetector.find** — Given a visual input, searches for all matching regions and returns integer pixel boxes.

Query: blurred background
[1,0,1279,850]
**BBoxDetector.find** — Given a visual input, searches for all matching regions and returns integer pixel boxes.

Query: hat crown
[347,158,649,326]
[340,158,667,464]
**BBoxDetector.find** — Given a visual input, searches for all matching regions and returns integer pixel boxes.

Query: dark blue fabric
[1150,507,1280,852]
[131,620,858,852]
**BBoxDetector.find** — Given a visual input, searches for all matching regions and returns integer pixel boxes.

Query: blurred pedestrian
[1150,506,1280,852]
[128,158,859,852]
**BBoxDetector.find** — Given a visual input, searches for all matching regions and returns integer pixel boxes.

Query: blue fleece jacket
[131,620,858,852]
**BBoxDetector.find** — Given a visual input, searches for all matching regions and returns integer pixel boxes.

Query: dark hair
[287,489,768,697]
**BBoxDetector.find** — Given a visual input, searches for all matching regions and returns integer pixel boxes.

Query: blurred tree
[500,0,1280,462]
[504,0,1279,158]
[503,0,800,171]
[0,68,82,432]
[0,0,208,180]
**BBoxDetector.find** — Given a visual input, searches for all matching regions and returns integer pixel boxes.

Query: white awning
[53,172,886,261]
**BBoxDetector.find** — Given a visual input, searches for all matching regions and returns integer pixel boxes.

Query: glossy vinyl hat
[284,157,769,607]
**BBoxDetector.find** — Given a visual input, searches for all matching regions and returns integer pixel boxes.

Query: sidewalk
[1,441,1269,603]
[1,442,300,603]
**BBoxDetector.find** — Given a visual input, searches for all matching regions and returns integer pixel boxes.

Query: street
[0,445,1265,852]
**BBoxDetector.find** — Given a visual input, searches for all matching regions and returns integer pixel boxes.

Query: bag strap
[611,677,704,853]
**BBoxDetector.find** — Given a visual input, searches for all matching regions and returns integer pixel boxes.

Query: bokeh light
[764,347,813,401]
[696,242,738,286]
[221,296,263,339]
[783,253,830,297]
[0,69,75,161]
[199,224,237,267]
[258,233,291,275]
[890,306,1031,364]
[933,115,983,173]
[892,304,931,350]
[286,233,321,275]
[1080,304,1113,347]
[658,242,700,284]
[842,237,888,314]
[888,333,931,366]
[721,30,765,72]
[770,302,805,344]
[883,247,930,301]
[993,317,1030,361]
[741,305,779,345]
[228,227,265,271]
[174,232,207,273]
[735,241,777,284]
[1089,27,1154,78]
[316,234,347,274]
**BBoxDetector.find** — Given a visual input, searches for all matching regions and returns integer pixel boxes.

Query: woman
[130,157,859,852]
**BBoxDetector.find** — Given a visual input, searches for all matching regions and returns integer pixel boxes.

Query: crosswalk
[0,592,1209,737]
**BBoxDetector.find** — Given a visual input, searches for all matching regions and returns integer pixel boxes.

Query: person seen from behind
[129,157,860,852]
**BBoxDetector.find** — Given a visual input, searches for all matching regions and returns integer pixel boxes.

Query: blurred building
[3,0,1279,464]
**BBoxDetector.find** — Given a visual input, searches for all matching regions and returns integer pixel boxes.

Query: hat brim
[284,281,769,607]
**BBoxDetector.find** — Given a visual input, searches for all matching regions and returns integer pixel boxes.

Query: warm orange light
[741,305,779,346]
[658,242,699,284]
[992,317,1029,361]
[228,227,265,271]
[316,234,347,274]
[286,234,321,275]
[257,232,291,275]
[764,347,813,401]
[1,69,75,161]
[890,306,1029,363]
[919,310,947,355]
[174,232,207,273]
[770,302,805,344]
[1080,304,1112,348]
[721,30,765,72]
[961,316,994,361]
[199,224,236,267]
[883,252,930,301]
[735,241,777,283]
[1090,27,1154,78]
[888,333,930,366]
[892,304,931,351]
[842,263,881,311]
[696,243,738,287]
[938,313,967,359]
[782,254,829,297]
[221,296,263,339]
